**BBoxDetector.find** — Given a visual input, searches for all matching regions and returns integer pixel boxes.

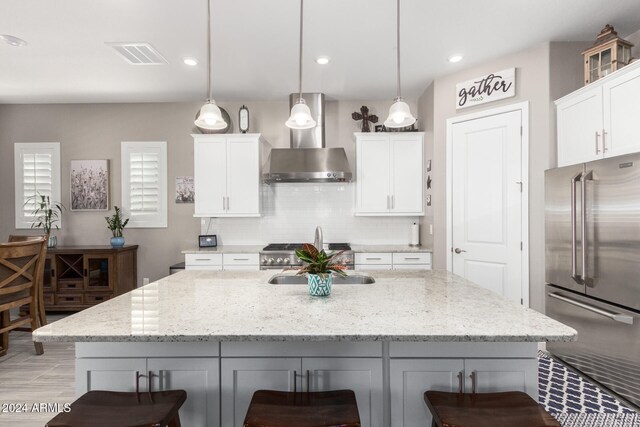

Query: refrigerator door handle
[581,170,593,284]
[570,172,582,283]
[548,292,634,325]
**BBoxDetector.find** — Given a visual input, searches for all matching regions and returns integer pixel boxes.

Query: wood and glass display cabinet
[42,245,138,311]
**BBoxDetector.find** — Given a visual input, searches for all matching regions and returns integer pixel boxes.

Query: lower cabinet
[221,357,383,427]
[390,358,537,427]
[76,357,219,427]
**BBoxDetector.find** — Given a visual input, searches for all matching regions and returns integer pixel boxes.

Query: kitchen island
[34,270,576,427]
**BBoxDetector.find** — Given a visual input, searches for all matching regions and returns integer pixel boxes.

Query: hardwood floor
[0,315,75,426]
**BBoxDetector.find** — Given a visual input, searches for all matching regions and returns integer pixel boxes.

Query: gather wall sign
[456,67,516,109]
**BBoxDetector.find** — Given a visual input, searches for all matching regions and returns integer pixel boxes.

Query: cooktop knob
[266,258,274,264]
[283,258,290,264]
[276,258,283,264]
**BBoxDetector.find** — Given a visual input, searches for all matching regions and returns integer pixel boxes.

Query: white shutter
[14,143,61,229]
[121,141,167,228]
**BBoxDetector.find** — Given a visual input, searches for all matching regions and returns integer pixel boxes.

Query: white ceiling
[2,0,640,103]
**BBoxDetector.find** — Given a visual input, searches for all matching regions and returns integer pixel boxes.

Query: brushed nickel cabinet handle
[458,371,464,393]
[602,129,608,152]
[470,371,477,394]
[306,369,310,392]
[293,370,297,393]
[595,131,600,155]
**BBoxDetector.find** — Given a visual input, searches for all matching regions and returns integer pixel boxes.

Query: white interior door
[451,110,523,303]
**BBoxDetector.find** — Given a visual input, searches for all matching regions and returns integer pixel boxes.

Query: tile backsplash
[201,183,419,245]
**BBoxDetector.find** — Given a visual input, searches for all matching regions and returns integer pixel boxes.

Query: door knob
[454,248,466,254]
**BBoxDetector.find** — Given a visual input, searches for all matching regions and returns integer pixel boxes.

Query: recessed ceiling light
[183,57,198,66]
[315,56,330,65]
[0,34,27,47]
[448,55,463,63]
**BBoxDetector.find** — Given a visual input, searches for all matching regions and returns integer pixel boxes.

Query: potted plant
[105,206,129,248]
[295,243,348,296]
[27,193,65,248]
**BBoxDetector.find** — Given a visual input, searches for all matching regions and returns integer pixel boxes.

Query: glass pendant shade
[285,99,316,129]
[195,100,227,130]
[384,98,416,128]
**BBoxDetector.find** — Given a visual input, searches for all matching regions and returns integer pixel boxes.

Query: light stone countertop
[350,245,432,253]
[182,245,264,254]
[33,270,576,343]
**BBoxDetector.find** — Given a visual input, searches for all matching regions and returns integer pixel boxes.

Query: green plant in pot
[27,193,65,248]
[105,206,129,248]
[295,243,348,296]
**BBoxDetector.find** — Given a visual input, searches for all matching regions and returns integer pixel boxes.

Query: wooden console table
[43,245,138,312]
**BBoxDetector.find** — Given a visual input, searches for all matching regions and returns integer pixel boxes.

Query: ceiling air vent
[107,42,168,65]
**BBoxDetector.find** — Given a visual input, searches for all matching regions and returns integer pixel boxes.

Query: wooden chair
[46,389,187,427]
[243,389,361,427]
[8,234,48,329]
[424,390,561,427]
[0,238,46,357]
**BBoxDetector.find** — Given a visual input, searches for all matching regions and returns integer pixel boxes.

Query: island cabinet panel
[221,357,383,427]
[44,245,137,312]
[390,359,464,427]
[77,357,220,427]
[389,358,537,427]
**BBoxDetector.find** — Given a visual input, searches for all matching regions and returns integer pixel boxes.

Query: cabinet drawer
[223,253,259,266]
[354,253,392,265]
[57,280,84,292]
[392,252,431,265]
[85,293,112,305]
[56,294,83,305]
[185,253,222,266]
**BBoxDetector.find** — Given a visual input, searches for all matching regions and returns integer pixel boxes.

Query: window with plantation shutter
[14,143,61,229]
[121,141,167,228]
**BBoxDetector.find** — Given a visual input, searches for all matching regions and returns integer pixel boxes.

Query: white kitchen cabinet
[390,359,463,427]
[355,252,431,271]
[77,357,220,427]
[556,60,640,166]
[221,357,383,427]
[185,253,223,271]
[193,134,264,217]
[389,357,537,427]
[355,133,424,216]
[185,252,259,271]
[222,253,260,271]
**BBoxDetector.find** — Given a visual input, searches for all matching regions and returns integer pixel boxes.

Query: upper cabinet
[556,60,640,167]
[355,132,424,216]
[193,134,264,217]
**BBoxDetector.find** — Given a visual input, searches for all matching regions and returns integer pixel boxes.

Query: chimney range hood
[263,93,352,183]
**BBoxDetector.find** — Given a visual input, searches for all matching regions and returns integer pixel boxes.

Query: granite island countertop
[33,270,575,343]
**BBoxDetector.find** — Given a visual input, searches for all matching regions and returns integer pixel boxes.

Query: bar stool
[46,390,187,427]
[243,389,361,427]
[424,390,560,427]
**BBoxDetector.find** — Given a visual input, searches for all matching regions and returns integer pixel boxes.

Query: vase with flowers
[295,243,348,296]
[105,206,129,248]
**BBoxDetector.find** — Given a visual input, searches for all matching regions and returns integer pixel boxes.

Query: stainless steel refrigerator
[545,152,640,409]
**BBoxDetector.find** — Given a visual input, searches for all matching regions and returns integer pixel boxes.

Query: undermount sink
[268,273,375,285]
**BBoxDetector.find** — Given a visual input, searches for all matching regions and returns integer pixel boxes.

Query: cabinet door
[356,136,391,214]
[76,358,146,396]
[557,88,603,167]
[390,359,464,427]
[227,138,260,216]
[221,358,299,427]
[390,135,424,215]
[303,358,384,427]
[148,358,219,427]
[84,254,113,291]
[464,358,538,400]
[603,65,640,157]
[194,138,227,216]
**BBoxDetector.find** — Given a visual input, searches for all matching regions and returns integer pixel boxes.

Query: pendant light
[285,0,316,129]
[195,0,227,131]
[384,0,416,128]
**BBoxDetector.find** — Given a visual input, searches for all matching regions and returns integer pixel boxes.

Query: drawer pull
[366,257,382,260]
[403,257,421,260]
[51,269,56,278]
[233,258,250,261]
[548,292,633,325]
[65,297,74,301]
[195,258,211,261]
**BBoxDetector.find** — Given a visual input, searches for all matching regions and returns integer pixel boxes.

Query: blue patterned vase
[307,273,332,296]
[110,236,125,248]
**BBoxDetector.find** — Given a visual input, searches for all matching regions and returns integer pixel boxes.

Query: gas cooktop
[262,243,351,251]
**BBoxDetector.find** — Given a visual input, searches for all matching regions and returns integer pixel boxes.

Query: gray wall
[419,41,588,312]
[0,99,416,286]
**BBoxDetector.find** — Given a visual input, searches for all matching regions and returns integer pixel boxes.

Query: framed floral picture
[70,160,109,211]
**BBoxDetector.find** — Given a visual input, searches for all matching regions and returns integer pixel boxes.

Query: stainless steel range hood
[263,93,352,183]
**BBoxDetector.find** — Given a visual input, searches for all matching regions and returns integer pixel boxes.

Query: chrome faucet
[314,226,323,250]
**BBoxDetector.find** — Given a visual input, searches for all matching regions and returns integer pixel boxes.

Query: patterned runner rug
[539,351,640,427]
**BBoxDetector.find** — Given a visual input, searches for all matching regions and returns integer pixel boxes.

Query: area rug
[538,351,640,427]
